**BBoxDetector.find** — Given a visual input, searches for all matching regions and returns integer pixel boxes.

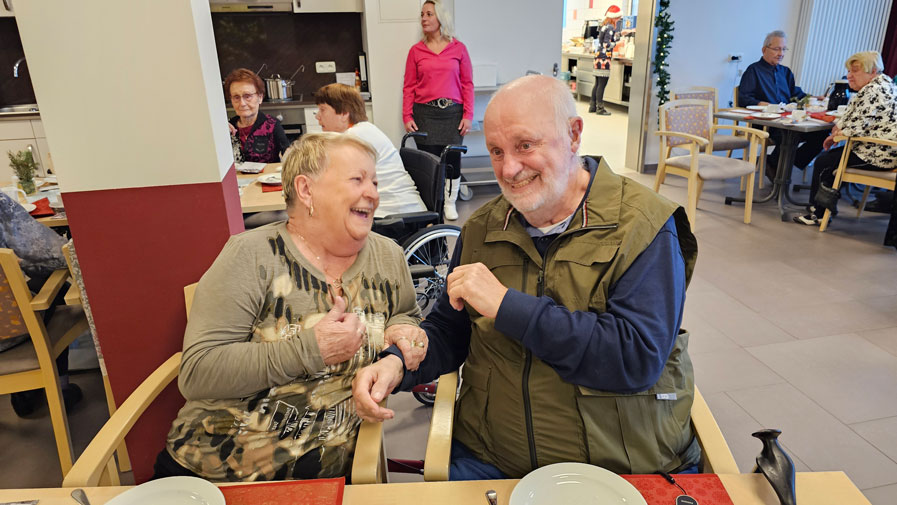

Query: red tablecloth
[623,474,735,505]
[261,183,283,193]
[218,477,344,505]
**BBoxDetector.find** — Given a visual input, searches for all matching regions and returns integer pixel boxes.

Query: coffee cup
[764,104,780,113]
[1,186,27,203]
[791,110,807,121]
[837,105,848,114]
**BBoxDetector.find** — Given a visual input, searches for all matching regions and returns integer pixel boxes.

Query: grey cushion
[709,134,750,151]
[846,168,896,181]
[0,305,85,375]
[666,154,756,181]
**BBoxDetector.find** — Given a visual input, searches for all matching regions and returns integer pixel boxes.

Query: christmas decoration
[652,0,674,105]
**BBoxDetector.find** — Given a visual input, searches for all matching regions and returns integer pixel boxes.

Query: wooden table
[1,178,69,228]
[715,108,834,221]
[0,472,872,505]
[238,163,286,213]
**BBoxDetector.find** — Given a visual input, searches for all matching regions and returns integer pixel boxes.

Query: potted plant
[7,148,39,195]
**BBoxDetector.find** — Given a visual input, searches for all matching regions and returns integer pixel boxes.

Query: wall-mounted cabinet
[0,0,14,17]
[292,0,362,12]
[1,119,49,180]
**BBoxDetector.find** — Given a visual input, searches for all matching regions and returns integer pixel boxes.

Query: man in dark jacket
[739,30,826,181]
[353,75,700,479]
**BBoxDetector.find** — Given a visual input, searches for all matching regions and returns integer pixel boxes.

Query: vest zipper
[519,260,539,471]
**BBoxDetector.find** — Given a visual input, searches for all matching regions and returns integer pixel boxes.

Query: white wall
[455,0,564,156]
[14,0,233,192]
[362,0,425,146]
[641,0,803,165]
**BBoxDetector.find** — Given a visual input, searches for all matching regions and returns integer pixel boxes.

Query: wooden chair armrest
[654,131,709,146]
[840,136,897,148]
[691,385,739,474]
[713,124,769,139]
[52,315,89,357]
[62,353,182,488]
[351,398,387,484]
[63,282,81,306]
[423,371,459,481]
[30,268,70,310]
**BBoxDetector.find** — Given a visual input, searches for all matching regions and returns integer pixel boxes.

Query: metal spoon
[71,489,91,505]
[485,489,497,505]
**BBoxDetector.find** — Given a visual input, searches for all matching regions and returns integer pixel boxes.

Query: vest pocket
[455,365,492,454]
[550,243,620,311]
[574,385,687,474]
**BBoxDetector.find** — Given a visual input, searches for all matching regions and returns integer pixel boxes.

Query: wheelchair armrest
[393,211,439,225]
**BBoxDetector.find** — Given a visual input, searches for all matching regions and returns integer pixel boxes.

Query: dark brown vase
[753,429,797,505]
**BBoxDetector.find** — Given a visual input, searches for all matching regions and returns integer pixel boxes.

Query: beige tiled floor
[2,99,895,504]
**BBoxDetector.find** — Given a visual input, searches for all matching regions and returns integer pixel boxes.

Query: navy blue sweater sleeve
[494,217,686,393]
[738,64,764,106]
[785,67,805,100]
[382,238,471,391]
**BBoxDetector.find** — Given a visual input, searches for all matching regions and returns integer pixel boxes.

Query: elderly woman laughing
[153,133,427,481]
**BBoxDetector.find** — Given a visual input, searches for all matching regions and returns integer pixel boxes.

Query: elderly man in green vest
[354,75,700,479]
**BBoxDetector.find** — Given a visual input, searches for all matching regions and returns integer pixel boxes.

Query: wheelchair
[372,133,466,315]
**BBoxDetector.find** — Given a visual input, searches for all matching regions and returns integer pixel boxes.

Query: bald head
[486,75,579,141]
[482,75,588,227]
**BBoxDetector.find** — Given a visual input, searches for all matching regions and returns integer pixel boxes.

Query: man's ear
[569,116,584,153]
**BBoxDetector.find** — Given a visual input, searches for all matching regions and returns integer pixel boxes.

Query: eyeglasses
[766,46,789,53]
[231,93,258,103]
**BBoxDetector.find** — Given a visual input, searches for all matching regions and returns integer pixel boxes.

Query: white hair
[422,0,454,41]
[763,30,786,48]
[846,51,884,74]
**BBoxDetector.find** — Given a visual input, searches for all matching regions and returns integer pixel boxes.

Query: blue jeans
[449,440,507,481]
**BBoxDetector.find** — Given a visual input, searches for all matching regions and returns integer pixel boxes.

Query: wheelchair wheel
[402,224,461,315]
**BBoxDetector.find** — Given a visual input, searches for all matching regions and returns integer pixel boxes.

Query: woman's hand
[314,296,365,365]
[823,125,843,151]
[352,355,404,422]
[228,122,237,136]
[458,118,472,136]
[385,324,428,371]
[404,119,418,132]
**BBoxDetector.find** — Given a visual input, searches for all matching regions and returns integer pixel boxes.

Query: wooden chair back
[659,99,714,149]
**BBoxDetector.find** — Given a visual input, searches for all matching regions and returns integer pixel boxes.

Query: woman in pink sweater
[403,0,474,221]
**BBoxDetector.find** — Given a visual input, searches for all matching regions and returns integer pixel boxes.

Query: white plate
[257,173,283,185]
[105,476,225,505]
[751,112,781,119]
[236,161,267,174]
[21,202,37,213]
[510,462,647,505]
[829,111,845,118]
[746,105,766,111]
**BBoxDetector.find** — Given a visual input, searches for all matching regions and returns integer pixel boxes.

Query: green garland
[653,0,674,105]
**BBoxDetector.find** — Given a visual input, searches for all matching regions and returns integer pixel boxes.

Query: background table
[238,164,286,214]
[715,109,834,220]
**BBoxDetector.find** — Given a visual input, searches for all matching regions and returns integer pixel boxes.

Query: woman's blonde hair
[845,51,884,74]
[422,0,454,41]
[281,132,377,209]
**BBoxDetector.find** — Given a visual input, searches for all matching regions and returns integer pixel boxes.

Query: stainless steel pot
[265,74,294,101]
[264,65,304,102]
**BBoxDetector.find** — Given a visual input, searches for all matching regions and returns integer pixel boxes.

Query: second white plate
[510,462,647,505]
[752,112,781,119]
[257,173,283,185]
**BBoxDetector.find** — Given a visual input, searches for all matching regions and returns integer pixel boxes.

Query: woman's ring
[414,340,425,348]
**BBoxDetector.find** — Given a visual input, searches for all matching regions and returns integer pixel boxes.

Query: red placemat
[261,184,283,193]
[28,197,55,217]
[622,474,735,505]
[218,477,344,505]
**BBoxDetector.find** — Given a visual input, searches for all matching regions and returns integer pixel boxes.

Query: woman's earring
[308,202,314,217]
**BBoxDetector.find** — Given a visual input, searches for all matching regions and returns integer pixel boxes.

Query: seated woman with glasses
[225,68,290,163]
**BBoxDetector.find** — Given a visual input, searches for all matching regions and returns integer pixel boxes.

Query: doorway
[561,0,638,173]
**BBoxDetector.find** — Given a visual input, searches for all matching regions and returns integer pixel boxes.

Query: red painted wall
[63,166,243,482]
